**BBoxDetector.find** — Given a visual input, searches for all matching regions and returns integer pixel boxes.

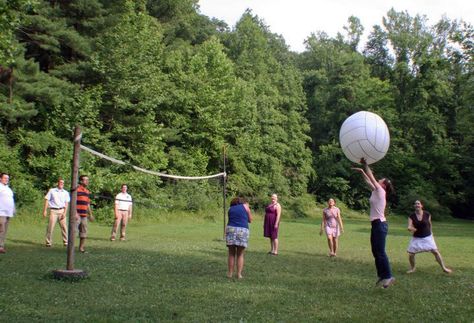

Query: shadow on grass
[87,236,112,242]
[8,238,45,246]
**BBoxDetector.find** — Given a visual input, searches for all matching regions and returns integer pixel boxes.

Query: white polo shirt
[45,187,70,209]
[0,183,15,217]
[115,192,132,211]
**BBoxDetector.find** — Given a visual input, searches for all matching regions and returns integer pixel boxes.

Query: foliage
[0,2,473,218]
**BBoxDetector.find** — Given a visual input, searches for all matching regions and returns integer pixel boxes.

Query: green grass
[1,214,473,322]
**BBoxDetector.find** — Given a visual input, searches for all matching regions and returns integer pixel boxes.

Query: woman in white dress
[407,200,452,274]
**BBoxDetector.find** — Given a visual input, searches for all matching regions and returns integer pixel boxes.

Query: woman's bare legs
[407,253,416,273]
[236,247,246,278]
[333,237,339,256]
[432,250,452,273]
[327,237,334,256]
[227,246,236,278]
[272,238,279,255]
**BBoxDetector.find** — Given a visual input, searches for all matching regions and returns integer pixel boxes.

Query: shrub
[285,194,317,218]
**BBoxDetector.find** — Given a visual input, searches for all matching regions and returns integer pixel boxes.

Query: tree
[342,16,364,51]
[92,0,168,170]
[364,25,394,80]
[222,11,312,201]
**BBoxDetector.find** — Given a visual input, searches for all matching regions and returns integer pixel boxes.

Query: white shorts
[407,234,438,254]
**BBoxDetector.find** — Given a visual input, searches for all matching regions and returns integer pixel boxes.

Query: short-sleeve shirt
[369,186,386,222]
[115,192,132,211]
[409,211,432,238]
[45,187,70,208]
[76,185,91,217]
[0,183,15,217]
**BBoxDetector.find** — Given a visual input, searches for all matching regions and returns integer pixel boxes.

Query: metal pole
[67,126,81,270]
[222,145,227,240]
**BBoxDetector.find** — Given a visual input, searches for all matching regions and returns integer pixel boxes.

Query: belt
[118,209,129,211]
[371,219,386,224]
[50,207,65,210]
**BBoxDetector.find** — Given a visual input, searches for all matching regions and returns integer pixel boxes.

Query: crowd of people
[225,158,452,285]
[0,173,132,254]
[0,166,452,287]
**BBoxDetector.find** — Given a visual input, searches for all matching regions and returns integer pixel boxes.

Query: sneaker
[119,237,126,241]
[63,242,68,247]
[382,277,396,289]
[45,244,52,248]
[110,237,115,241]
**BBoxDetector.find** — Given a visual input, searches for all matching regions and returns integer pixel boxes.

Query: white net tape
[80,145,226,180]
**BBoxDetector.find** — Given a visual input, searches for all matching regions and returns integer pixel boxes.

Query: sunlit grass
[0,214,473,321]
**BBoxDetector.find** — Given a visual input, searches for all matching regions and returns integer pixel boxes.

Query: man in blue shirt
[42,178,70,247]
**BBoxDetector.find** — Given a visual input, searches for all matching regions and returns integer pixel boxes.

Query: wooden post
[67,126,81,270]
[52,126,87,280]
[222,145,227,240]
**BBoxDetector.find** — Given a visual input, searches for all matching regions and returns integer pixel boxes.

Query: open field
[1,215,473,322]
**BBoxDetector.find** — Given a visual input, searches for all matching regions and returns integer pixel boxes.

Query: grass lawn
[1,214,473,322]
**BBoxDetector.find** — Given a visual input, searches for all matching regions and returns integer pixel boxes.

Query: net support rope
[80,145,226,180]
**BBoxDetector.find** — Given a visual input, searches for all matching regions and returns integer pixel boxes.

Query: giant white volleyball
[339,111,390,164]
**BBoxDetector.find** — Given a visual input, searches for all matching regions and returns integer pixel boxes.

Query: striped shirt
[76,185,90,217]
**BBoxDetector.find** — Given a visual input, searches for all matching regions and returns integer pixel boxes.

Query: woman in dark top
[226,197,253,279]
[407,200,452,274]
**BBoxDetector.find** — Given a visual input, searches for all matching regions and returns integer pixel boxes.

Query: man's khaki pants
[45,209,68,246]
[0,216,10,248]
[111,210,129,239]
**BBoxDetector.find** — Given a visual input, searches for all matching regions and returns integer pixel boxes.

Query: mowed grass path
[1,215,473,322]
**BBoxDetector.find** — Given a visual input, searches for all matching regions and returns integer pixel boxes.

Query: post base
[52,269,88,281]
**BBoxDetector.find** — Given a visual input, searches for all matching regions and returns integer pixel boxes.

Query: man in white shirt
[42,178,70,247]
[110,184,133,241]
[0,173,15,253]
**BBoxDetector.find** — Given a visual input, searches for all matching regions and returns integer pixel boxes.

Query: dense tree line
[0,0,473,218]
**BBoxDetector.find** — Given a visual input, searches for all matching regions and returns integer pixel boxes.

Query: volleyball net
[80,145,226,180]
[78,142,227,226]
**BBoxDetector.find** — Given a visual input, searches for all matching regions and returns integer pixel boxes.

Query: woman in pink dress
[263,194,281,255]
[320,198,344,257]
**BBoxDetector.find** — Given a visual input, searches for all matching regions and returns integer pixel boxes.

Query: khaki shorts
[76,216,88,238]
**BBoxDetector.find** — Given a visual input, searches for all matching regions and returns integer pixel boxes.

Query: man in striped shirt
[76,175,94,253]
